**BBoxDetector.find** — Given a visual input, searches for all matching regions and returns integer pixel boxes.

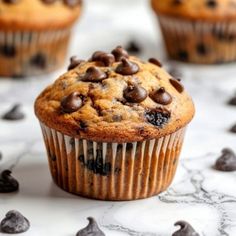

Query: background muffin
[151,0,236,64]
[0,0,82,78]
[35,46,195,201]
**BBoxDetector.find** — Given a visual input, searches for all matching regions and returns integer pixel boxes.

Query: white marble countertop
[1,0,236,235]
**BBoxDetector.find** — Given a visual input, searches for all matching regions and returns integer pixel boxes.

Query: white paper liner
[40,122,186,201]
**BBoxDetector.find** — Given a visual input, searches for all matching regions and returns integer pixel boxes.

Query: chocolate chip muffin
[0,0,82,78]
[151,0,236,64]
[35,46,195,200]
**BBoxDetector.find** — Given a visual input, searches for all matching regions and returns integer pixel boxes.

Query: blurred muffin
[151,0,236,64]
[35,46,195,200]
[0,0,82,78]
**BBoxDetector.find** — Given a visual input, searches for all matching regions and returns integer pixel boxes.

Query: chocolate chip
[76,217,105,236]
[215,148,236,172]
[148,58,162,67]
[169,78,184,93]
[123,84,147,103]
[0,45,16,57]
[30,53,46,69]
[177,50,189,61]
[115,58,139,75]
[145,108,170,127]
[82,67,107,82]
[78,120,88,131]
[126,41,141,54]
[196,43,208,55]
[0,170,19,193]
[111,46,129,62]
[91,51,115,66]
[3,0,19,3]
[68,56,84,70]
[172,221,200,236]
[206,0,217,8]
[61,92,83,113]
[230,124,236,133]
[64,0,82,7]
[2,104,25,121]
[227,95,236,105]
[0,210,30,234]
[172,0,183,5]
[151,87,172,105]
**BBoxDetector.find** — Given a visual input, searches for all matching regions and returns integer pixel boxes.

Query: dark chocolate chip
[91,51,115,66]
[206,0,217,8]
[68,56,84,70]
[76,217,105,236]
[227,95,236,106]
[0,45,16,57]
[148,58,162,67]
[230,124,236,133]
[82,67,108,82]
[169,78,184,93]
[215,148,236,172]
[111,46,129,62]
[123,84,147,103]
[151,87,172,105]
[172,0,183,5]
[172,221,200,236]
[2,104,25,121]
[115,58,139,75]
[0,210,30,234]
[2,0,19,3]
[61,92,83,113]
[78,120,88,131]
[145,108,170,127]
[30,53,46,69]
[196,43,208,55]
[0,170,19,193]
[126,41,141,54]
[177,50,189,61]
[64,0,82,7]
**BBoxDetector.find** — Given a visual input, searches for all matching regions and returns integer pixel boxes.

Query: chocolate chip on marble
[115,58,139,75]
[0,45,16,57]
[172,221,200,236]
[151,87,172,105]
[169,78,184,93]
[82,67,107,82]
[123,84,147,103]
[64,0,82,7]
[148,58,162,67]
[91,51,115,66]
[61,92,83,113]
[111,46,129,62]
[215,148,236,172]
[2,104,25,121]
[177,50,189,61]
[126,41,141,54]
[68,56,84,71]
[0,210,30,234]
[0,170,19,193]
[206,0,217,8]
[145,108,170,127]
[230,123,236,133]
[76,217,105,236]
[30,53,46,69]
[227,94,236,106]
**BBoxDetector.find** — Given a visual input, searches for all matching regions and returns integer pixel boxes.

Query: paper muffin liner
[158,15,236,64]
[0,28,71,78]
[39,122,187,201]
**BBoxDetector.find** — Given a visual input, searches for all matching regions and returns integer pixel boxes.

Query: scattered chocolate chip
[230,124,236,133]
[177,50,189,61]
[64,0,82,7]
[206,0,217,8]
[0,170,19,193]
[68,56,84,70]
[215,148,236,172]
[30,53,46,69]
[0,210,30,234]
[148,58,162,67]
[125,41,141,54]
[169,78,184,93]
[172,221,199,236]
[151,87,172,105]
[78,120,88,131]
[115,58,139,75]
[196,43,208,55]
[82,67,107,82]
[227,95,236,106]
[0,45,16,57]
[145,108,170,127]
[111,46,129,62]
[123,84,147,103]
[172,0,183,5]
[61,92,83,113]
[168,67,182,79]
[76,217,105,236]
[2,104,25,121]
[91,51,115,66]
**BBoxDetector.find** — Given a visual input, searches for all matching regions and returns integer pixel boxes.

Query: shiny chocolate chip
[169,78,184,93]
[2,104,25,121]
[215,148,236,172]
[111,46,129,62]
[126,41,141,54]
[61,92,83,113]
[206,0,217,8]
[151,87,172,105]
[68,56,84,71]
[82,67,107,82]
[0,170,19,193]
[76,217,105,236]
[0,210,30,234]
[123,84,147,103]
[145,108,170,127]
[115,58,139,75]
[172,221,200,236]
[91,51,115,66]
[148,58,162,67]
[64,0,82,7]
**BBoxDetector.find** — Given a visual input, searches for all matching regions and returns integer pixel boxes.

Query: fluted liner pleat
[40,123,186,201]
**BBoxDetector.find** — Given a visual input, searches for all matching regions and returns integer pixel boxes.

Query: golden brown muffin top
[35,47,195,143]
[151,0,236,21]
[0,0,82,30]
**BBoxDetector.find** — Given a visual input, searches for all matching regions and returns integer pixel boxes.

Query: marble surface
[0,0,236,235]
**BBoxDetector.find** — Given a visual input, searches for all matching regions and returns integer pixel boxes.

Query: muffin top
[0,0,82,30]
[35,46,195,143]
[151,0,236,21]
